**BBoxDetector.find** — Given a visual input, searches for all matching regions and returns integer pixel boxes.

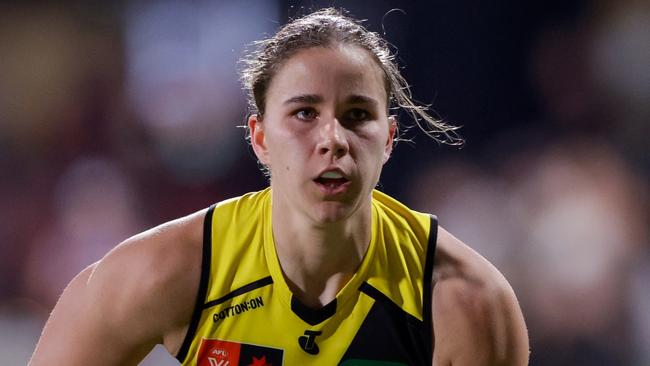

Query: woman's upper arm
[432,228,529,366]
[29,259,156,365]
[29,211,204,366]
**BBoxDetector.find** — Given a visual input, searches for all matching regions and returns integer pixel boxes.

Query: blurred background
[0,0,648,364]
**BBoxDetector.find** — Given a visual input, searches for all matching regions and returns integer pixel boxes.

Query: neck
[271,195,372,308]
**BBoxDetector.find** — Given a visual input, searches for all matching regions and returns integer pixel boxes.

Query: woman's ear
[248,114,269,165]
[383,116,397,164]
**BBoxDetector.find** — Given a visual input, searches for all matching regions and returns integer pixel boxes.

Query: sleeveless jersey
[176,188,437,366]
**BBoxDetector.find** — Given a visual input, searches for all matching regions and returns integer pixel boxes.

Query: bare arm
[29,210,204,366]
[432,228,529,366]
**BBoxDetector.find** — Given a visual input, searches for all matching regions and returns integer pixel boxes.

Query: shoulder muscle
[432,228,529,366]
[29,209,206,366]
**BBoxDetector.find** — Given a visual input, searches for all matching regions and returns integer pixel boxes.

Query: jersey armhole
[422,214,438,361]
[176,204,215,363]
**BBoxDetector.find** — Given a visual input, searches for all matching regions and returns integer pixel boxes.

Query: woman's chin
[310,200,365,225]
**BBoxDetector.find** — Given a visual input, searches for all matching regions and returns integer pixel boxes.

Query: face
[249,45,396,224]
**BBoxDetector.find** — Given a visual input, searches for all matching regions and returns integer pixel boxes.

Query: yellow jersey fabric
[176,188,437,366]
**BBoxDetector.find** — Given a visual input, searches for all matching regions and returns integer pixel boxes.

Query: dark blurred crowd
[0,1,648,365]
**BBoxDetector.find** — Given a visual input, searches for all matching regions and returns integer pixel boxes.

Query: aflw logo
[208,348,229,366]
[198,338,283,366]
[207,357,229,366]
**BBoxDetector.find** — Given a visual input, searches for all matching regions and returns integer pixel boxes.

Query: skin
[248,45,396,307]
[432,228,530,365]
[29,210,205,365]
[29,45,529,366]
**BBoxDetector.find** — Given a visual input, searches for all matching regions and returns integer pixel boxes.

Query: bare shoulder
[431,227,529,366]
[92,208,207,350]
[30,208,208,365]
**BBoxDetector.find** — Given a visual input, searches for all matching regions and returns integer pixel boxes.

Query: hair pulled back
[240,8,461,145]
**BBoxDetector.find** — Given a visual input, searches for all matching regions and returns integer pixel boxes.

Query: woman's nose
[317,117,349,159]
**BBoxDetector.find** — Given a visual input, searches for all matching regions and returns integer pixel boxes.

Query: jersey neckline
[261,188,379,326]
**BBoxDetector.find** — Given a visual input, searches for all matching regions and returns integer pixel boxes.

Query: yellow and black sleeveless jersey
[176,188,437,366]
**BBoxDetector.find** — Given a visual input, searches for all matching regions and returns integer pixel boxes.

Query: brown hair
[240,7,461,145]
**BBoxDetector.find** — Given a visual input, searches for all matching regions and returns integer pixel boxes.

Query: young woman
[30,8,529,366]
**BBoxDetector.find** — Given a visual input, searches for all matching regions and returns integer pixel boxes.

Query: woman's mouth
[314,171,351,194]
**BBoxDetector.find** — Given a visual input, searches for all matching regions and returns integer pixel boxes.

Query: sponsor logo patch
[198,339,283,366]
[298,330,322,355]
[213,296,265,323]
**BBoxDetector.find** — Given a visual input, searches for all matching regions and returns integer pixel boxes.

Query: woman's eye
[295,108,318,121]
[344,108,370,122]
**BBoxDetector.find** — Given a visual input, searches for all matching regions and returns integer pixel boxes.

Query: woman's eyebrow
[282,94,379,107]
[283,94,323,106]
[346,95,379,108]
